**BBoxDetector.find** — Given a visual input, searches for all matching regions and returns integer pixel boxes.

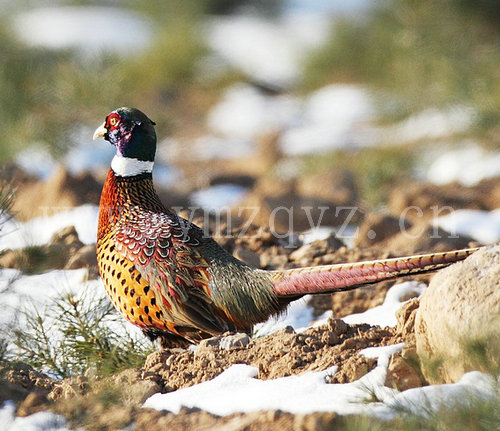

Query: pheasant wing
[114,208,229,339]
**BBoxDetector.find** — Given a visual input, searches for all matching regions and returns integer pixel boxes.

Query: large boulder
[415,246,500,383]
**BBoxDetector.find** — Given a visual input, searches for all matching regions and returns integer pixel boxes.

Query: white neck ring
[111,155,154,177]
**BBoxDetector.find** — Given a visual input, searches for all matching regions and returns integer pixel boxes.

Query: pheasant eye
[109,117,118,126]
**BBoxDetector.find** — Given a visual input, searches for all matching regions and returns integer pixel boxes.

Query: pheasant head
[93,107,157,177]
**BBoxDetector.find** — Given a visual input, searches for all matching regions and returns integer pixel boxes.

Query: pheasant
[94,107,479,347]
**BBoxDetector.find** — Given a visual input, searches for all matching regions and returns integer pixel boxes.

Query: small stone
[219,333,250,350]
[385,352,423,391]
[328,318,348,335]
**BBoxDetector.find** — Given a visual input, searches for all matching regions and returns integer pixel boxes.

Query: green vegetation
[0,177,14,236]
[302,0,500,143]
[12,284,154,378]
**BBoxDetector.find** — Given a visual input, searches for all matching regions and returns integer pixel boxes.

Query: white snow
[190,184,248,212]
[279,85,376,155]
[13,7,153,57]
[384,106,475,145]
[143,348,495,418]
[0,268,90,327]
[299,225,358,249]
[435,208,500,245]
[14,145,58,180]
[255,281,426,336]
[0,401,68,431]
[425,145,500,186]
[207,84,301,140]
[0,204,99,250]
[254,295,315,336]
[206,14,330,87]
[340,281,426,327]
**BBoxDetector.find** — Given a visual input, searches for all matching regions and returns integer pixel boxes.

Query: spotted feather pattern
[97,170,230,344]
[114,209,229,337]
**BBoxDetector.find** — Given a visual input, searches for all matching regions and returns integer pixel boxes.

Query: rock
[48,375,87,401]
[385,351,424,391]
[355,212,412,248]
[17,391,49,416]
[395,298,420,346]
[295,170,358,207]
[388,177,500,219]
[65,244,98,277]
[0,362,55,406]
[0,226,94,273]
[0,380,30,404]
[381,224,475,255]
[219,333,251,350]
[11,165,102,221]
[293,412,338,431]
[327,318,348,336]
[236,172,360,233]
[388,181,484,221]
[111,369,161,406]
[259,249,288,270]
[415,246,500,383]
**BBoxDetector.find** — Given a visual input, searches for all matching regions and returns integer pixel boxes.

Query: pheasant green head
[93,107,157,176]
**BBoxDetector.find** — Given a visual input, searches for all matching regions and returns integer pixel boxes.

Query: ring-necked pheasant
[94,107,479,347]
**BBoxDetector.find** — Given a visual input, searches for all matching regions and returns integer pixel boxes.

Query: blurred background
[2,0,500,246]
[2,0,500,392]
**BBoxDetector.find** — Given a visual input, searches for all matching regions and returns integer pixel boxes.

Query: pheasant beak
[93,122,107,140]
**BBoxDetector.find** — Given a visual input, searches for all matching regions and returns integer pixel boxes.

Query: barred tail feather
[271,247,479,297]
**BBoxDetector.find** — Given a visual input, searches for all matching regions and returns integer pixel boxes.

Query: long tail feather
[271,247,479,297]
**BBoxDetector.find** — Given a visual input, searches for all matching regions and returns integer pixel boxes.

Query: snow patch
[142,360,495,418]
[279,85,376,155]
[435,209,500,245]
[0,204,99,250]
[426,145,500,186]
[256,281,425,336]
[206,14,330,87]
[254,295,315,336]
[0,268,145,365]
[385,106,475,144]
[190,184,248,213]
[207,84,300,140]
[340,281,426,327]
[0,401,68,431]
[14,7,153,56]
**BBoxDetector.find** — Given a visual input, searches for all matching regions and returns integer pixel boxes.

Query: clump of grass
[12,285,154,379]
[0,176,15,237]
